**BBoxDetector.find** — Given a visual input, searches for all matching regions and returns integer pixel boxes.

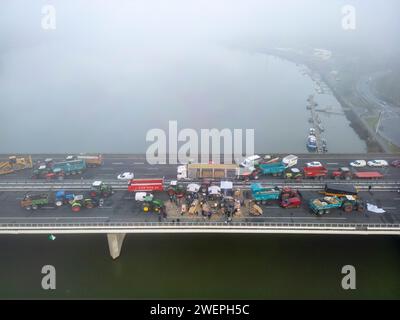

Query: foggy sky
[0,0,399,153]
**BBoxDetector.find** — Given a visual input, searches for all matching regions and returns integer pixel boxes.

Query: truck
[309,195,364,215]
[32,159,86,179]
[250,183,280,204]
[331,167,383,180]
[177,163,238,180]
[323,183,358,198]
[0,155,33,175]
[128,178,164,192]
[279,187,302,208]
[66,154,103,167]
[303,165,328,179]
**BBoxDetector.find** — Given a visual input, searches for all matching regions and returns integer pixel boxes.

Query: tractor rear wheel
[32,205,38,210]
[55,201,63,207]
[85,202,94,209]
[25,206,32,211]
[343,204,353,213]
[143,206,150,212]
[317,210,324,216]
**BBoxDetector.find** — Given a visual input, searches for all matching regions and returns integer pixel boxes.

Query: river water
[1,234,399,299]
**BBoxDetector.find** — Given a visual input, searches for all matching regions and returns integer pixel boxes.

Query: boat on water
[307,135,318,151]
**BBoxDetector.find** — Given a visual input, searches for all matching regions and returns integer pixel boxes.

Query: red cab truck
[128,178,164,192]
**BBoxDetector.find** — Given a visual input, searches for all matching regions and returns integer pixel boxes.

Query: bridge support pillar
[107,233,126,260]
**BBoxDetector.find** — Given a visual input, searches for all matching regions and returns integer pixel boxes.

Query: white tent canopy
[187,183,200,193]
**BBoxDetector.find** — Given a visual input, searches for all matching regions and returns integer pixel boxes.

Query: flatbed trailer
[323,183,358,198]
[353,171,383,179]
[128,178,164,192]
[181,163,239,180]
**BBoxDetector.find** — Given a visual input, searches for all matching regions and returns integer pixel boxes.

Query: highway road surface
[0,154,399,233]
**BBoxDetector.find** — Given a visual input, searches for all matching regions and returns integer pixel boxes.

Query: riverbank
[262,48,387,153]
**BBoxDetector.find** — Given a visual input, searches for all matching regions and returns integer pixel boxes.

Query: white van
[240,155,261,168]
[282,155,298,168]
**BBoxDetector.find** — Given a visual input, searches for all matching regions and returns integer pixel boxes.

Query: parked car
[117,172,134,180]
[350,160,366,168]
[306,161,323,167]
[367,160,389,167]
[391,160,400,168]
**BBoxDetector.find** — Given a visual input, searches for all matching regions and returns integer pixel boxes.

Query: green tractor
[70,194,98,212]
[90,181,114,198]
[142,196,164,213]
[167,181,186,199]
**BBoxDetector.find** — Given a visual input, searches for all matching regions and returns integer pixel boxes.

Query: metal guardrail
[1,221,399,230]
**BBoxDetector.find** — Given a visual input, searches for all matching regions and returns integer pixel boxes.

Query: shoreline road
[356,73,400,148]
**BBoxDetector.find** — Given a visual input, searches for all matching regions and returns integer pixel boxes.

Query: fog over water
[1,0,399,153]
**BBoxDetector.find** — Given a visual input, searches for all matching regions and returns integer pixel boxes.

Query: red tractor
[279,187,302,208]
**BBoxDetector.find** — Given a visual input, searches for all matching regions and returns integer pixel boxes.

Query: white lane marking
[133,162,145,165]
[111,162,124,165]
[327,163,339,165]
[100,168,115,170]
[382,207,396,210]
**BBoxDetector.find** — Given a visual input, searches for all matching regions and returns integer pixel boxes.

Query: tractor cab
[90,181,113,198]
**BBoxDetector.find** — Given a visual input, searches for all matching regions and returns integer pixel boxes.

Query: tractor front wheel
[72,205,81,212]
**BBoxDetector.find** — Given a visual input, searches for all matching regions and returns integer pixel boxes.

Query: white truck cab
[177,165,188,180]
[282,155,298,168]
[240,155,261,168]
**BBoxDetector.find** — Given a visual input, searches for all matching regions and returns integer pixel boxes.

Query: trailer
[66,154,103,167]
[303,166,328,179]
[353,171,383,179]
[309,195,364,215]
[254,162,286,178]
[128,178,164,192]
[20,193,55,210]
[250,183,280,204]
[177,163,238,180]
[331,168,383,180]
[0,155,33,175]
[324,183,358,198]
[33,159,86,179]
